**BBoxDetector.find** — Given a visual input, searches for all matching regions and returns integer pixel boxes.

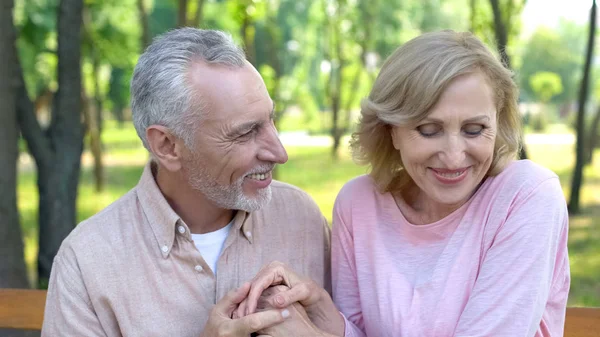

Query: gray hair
[130,28,246,150]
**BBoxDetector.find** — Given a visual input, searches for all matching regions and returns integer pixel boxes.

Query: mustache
[244,164,275,176]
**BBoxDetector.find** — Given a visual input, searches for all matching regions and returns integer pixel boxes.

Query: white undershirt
[191,222,232,274]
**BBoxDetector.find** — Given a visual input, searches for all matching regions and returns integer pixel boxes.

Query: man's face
[180,61,288,212]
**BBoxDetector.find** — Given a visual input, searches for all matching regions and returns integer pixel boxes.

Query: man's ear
[146,125,186,172]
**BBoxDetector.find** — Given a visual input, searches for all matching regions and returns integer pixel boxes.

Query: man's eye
[239,128,258,138]
[463,124,484,136]
[417,124,441,137]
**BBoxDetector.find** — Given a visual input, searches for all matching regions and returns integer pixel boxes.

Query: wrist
[307,290,344,336]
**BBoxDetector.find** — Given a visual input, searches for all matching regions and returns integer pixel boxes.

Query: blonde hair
[351,30,522,193]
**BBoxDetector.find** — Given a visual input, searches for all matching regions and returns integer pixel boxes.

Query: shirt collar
[136,162,257,257]
[136,162,180,258]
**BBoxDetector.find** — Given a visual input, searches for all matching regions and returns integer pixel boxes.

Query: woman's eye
[463,124,484,136]
[417,124,441,137]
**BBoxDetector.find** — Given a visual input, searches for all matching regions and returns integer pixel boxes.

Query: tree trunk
[177,0,188,27]
[470,0,477,32]
[240,2,255,66]
[569,0,596,214]
[82,86,104,193]
[191,0,205,27]
[1,1,39,336]
[0,0,29,290]
[585,105,600,164]
[489,0,510,69]
[89,52,105,192]
[137,0,150,51]
[109,67,125,127]
[17,0,84,288]
[489,0,529,160]
[329,0,344,159]
[92,56,103,134]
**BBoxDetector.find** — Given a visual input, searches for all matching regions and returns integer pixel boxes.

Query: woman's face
[391,72,497,210]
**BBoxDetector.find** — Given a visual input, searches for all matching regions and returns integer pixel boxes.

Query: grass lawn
[17,121,600,306]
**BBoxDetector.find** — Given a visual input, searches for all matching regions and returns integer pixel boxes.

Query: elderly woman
[238,30,570,337]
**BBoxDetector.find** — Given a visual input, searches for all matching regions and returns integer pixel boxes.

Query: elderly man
[41,28,331,337]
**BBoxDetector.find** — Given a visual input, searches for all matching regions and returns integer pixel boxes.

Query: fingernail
[275,295,285,305]
[281,309,290,318]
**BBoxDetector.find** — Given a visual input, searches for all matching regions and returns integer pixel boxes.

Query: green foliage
[529,71,563,103]
[529,111,549,132]
[519,22,585,103]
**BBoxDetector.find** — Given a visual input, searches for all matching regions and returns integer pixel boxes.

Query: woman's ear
[390,126,401,150]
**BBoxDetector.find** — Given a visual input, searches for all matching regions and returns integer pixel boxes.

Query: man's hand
[254,286,322,337]
[200,282,290,337]
[235,261,345,336]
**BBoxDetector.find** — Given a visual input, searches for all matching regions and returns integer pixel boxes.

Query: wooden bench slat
[565,307,600,337]
[0,289,47,330]
[0,288,599,333]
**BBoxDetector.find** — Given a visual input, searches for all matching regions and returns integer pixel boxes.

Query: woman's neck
[393,183,466,225]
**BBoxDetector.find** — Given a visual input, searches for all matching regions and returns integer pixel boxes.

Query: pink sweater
[332,160,570,337]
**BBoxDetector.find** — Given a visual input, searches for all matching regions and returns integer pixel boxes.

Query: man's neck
[154,164,234,234]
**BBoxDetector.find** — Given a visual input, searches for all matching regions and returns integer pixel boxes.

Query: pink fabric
[332,160,570,337]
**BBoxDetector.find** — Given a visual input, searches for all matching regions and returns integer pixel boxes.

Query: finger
[234,309,290,335]
[246,269,289,315]
[235,298,248,318]
[214,282,251,314]
[268,283,314,309]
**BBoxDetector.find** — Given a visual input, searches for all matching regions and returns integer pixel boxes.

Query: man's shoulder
[263,180,325,222]
[61,188,140,253]
[270,180,314,200]
[269,180,323,209]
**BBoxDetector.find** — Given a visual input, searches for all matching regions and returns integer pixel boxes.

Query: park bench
[0,288,599,335]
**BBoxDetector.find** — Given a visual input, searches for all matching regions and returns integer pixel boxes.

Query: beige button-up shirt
[42,163,331,337]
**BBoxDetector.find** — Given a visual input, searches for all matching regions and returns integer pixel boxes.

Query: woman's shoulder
[339,174,378,193]
[487,159,558,193]
[334,175,384,209]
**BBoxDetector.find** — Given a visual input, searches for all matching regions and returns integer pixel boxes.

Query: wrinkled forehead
[187,61,272,124]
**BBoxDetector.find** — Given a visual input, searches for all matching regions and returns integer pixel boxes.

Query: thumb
[214,283,251,315]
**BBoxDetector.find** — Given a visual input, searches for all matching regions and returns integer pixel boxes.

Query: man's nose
[258,123,288,164]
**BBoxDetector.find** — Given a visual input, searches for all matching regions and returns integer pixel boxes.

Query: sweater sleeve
[332,193,367,337]
[454,177,570,337]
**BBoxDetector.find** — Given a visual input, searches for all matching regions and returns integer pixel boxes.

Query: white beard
[184,157,273,212]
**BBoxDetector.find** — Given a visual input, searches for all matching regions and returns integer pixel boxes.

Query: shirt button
[195,265,203,272]
[245,231,252,238]
[178,226,186,234]
[161,245,169,253]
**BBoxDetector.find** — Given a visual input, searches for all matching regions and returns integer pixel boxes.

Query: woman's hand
[235,261,345,336]
[199,282,289,337]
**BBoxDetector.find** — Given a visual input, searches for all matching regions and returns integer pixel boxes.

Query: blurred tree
[529,71,563,104]
[191,0,205,27]
[16,0,84,287]
[519,24,585,105]
[82,6,104,192]
[488,0,528,159]
[587,104,600,164]
[0,0,30,294]
[178,0,188,26]
[528,71,562,133]
[138,0,151,48]
[569,0,596,214]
